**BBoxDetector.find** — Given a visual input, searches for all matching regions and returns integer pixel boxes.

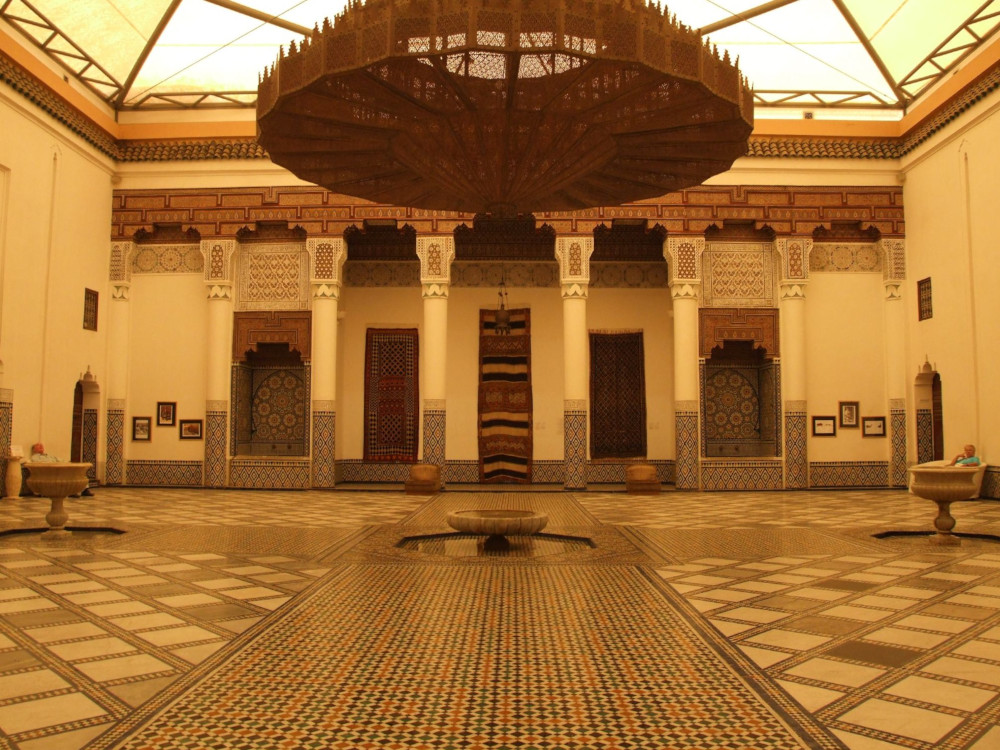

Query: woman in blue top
[949,444,981,466]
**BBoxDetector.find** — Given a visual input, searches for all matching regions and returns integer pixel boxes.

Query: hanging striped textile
[363,328,419,462]
[478,309,532,482]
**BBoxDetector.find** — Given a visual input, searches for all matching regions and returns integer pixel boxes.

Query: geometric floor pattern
[0,487,997,750]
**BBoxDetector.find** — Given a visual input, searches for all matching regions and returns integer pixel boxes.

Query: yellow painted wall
[0,92,113,461]
[804,272,889,461]
[902,99,1000,464]
[127,273,209,460]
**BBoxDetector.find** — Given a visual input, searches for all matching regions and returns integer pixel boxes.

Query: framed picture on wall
[812,416,836,436]
[132,417,151,441]
[862,417,886,437]
[179,419,203,440]
[157,402,176,426]
[839,401,859,428]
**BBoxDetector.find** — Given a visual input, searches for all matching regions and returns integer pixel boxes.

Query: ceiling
[2,0,999,116]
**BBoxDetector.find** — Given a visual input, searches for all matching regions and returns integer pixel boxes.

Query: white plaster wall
[804,272,889,461]
[126,273,209,460]
[0,90,113,460]
[902,94,1000,464]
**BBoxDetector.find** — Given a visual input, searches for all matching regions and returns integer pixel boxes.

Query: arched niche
[914,360,943,462]
[701,340,779,458]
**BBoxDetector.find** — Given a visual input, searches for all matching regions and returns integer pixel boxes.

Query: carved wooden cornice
[700,308,780,358]
[134,223,201,244]
[232,311,311,362]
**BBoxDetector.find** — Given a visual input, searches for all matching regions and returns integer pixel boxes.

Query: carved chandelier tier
[257,0,754,216]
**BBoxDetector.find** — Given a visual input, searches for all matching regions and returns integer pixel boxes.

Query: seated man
[28,443,59,462]
[949,444,981,466]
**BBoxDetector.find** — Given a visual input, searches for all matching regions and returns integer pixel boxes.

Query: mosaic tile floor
[0,487,997,749]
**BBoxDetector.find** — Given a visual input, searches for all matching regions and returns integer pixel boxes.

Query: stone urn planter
[908,461,988,545]
[24,462,92,538]
[405,463,441,494]
[626,464,660,494]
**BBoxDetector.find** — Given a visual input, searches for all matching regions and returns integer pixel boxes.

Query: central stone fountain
[446,509,548,551]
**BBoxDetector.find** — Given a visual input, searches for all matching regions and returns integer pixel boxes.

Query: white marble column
[555,237,593,490]
[416,236,455,473]
[308,238,346,488]
[105,241,133,485]
[882,239,908,488]
[665,237,704,490]
[779,281,808,487]
[201,240,236,488]
[775,237,812,488]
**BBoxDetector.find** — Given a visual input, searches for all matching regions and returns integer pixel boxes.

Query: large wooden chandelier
[257,0,754,216]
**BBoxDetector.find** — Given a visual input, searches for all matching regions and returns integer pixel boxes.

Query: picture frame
[811,416,836,437]
[132,416,151,441]
[839,401,859,428]
[179,419,203,440]
[157,401,177,427]
[862,416,886,437]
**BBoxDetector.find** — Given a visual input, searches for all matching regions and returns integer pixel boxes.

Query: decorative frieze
[132,245,204,274]
[809,243,882,272]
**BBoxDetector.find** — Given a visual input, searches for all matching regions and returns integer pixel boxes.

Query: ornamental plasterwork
[701,243,776,308]
[416,236,456,283]
[109,241,134,282]
[236,244,310,311]
[307,238,346,284]
[131,244,204,274]
[201,239,236,282]
[665,236,704,281]
[809,243,883,272]
[589,262,669,288]
[451,262,558,288]
[344,261,420,287]
[555,237,594,284]
[879,238,906,281]
[773,237,811,281]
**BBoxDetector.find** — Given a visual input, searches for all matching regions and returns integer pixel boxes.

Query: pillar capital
[308,237,347,288]
[312,282,341,300]
[669,280,700,301]
[774,237,812,282]
[206,283,233,301]
[422,282,450,299]
[555,236,594,286]
[110,283,130,301]
[880,238,906,281]
[779,280,808,300]
[200,239,238,284]
[416,235,455,284]
[560,282,589,299]
[109,241,134,283]
[664,236,704,282]
[884,280,903,301]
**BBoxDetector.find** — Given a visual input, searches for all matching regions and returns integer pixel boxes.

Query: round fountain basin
[446,509,548,537]
[24,462,92,498]
[908,462,987,502]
